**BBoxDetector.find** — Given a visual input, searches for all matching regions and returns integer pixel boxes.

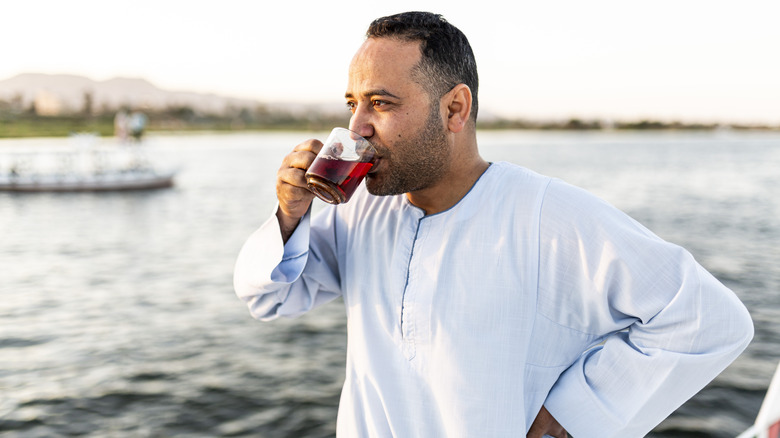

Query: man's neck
[406,157,490,215]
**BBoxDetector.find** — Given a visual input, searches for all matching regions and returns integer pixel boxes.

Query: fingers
[276,139,323,221]
[279,140,320,186]
[284,138,323,172]
[291,139,323,154]
[527,406,568,438]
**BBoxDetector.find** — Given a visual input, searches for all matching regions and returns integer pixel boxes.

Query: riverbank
[1,114,778,139]
[0,114,353,139]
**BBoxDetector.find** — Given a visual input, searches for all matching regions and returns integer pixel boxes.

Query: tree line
[0,96,776,139]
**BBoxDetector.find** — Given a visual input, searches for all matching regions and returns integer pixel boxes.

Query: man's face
[345,37,450,197]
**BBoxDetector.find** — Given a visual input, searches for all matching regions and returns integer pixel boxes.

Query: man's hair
[366,11,479,123]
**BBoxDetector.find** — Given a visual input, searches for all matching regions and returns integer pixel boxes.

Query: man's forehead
[347,38,422,93]
[359,36,421,54]
[350,38,421,71]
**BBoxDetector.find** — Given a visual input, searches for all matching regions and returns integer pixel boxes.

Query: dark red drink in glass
[305,128,375,204]
[306,158,373,204]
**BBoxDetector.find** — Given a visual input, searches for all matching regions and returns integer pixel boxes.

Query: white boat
[0,134,176,192]
[0,167,175,192]
[738,360,780,438]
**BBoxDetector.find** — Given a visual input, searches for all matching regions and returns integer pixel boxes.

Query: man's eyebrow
[344,89,401,100]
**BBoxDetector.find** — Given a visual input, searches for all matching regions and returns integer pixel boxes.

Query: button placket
[400,212,428,361]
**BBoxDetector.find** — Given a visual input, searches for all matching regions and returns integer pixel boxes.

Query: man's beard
[365,105,450,197]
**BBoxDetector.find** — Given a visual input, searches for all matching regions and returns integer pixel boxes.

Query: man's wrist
[276,208,302,244]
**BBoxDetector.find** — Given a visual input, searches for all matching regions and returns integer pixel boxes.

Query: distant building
[34,90,63,116]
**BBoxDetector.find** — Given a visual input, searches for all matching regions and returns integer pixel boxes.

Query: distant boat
[0,167,175,192]
[0,133,177,192]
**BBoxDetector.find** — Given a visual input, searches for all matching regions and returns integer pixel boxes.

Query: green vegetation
[477,117,780,131]
[0,101,353,138]
[0,99,777,139]
[479,118,604,130]
[0,115,116,138]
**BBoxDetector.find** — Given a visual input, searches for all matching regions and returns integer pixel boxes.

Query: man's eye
[346,102,356,112]
[372,100,387,108]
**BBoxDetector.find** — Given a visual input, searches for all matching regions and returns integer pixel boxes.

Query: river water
[1,130,778,437]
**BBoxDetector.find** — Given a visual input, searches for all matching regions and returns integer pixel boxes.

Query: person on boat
[114,109,129,144]
[129,110,148,143]
[233,11,754,438]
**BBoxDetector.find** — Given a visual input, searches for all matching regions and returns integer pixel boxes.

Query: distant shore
[3,73,777,138]
[1,113,778,139]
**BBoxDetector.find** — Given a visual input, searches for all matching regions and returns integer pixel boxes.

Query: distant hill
[0,73,342,116]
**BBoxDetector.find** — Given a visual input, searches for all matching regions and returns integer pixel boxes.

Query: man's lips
[368,157,382,174]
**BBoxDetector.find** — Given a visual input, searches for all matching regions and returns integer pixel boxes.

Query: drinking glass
[305,128,376,204]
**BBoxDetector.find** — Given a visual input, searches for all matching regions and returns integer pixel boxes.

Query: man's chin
[364,175,380,196]
[364,175,396,197]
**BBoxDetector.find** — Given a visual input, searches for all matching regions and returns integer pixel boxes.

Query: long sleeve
[233,205,342,321]
[232,164,753,437]
[538,180,754,437]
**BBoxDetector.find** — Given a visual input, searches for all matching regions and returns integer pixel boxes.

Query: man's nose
[349,106,375,139]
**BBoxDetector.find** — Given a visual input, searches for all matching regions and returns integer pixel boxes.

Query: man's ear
[443,84,472,133]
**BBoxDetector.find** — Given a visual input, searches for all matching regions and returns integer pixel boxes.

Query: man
[234,11,753,437]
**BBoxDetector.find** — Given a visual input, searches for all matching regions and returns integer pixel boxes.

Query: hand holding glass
[305,128,376,204]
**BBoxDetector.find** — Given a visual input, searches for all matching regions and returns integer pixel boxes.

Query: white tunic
[234,161,753,437]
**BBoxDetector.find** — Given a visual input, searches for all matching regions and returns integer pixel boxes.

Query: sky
[3,0,779,124]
